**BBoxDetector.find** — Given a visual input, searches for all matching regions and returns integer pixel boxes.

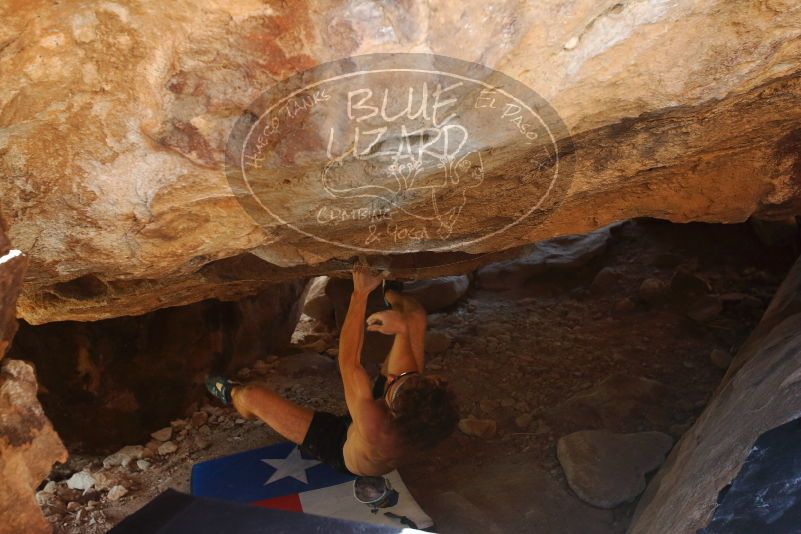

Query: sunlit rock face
[0,216,24,353]
[1,0,800,323]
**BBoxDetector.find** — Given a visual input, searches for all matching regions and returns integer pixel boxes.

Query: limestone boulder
[0,1,799,323]
[476,225,614,290]
[403,276,470,312]
[557,430,673,509]
[302,276,335,327]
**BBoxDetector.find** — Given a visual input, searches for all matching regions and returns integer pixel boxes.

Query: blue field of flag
[191,442,355,503]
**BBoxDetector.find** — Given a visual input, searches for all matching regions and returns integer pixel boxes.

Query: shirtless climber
[205,266,460,476]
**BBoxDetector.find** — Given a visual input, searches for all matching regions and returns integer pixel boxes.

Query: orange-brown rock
[0,215,24,357]
[0,360,68,534]
[0,213,67,534]
[0,1,800,323]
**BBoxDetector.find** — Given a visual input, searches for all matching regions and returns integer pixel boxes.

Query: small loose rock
[103,445,144,468]
[686,295,722,322]
[639,278,667,305]
[458,417,497,438]
[66,470,96,491]
[190,411,209,427]
[614,297,637,313]
[151,427,173,442]
[480,399,498,413]
[591,267,620,293]
[136,459,151,471]
[106,485,128,502]
[252,359,270,373]
[515,413,533,429]
[157,441,178,455]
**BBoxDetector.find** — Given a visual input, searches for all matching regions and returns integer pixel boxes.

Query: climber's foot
[205,374,237,405]
[383,279,404,307]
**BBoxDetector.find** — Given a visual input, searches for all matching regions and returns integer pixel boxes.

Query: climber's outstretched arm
[338,267,384,423]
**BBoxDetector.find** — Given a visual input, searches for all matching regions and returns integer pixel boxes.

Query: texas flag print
[190,442,433,530]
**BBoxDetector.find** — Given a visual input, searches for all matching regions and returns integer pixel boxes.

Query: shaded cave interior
[12,217,801,531]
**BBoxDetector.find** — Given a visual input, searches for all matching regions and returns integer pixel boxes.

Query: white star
[261,447,321,485]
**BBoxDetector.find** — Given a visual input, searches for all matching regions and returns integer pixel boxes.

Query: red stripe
[251,493,303,513]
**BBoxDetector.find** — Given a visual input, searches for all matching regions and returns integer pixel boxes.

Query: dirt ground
[37,219,794,533]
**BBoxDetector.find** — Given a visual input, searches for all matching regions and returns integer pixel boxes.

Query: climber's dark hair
[389,375,459,449]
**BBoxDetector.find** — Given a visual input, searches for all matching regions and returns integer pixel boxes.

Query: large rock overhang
[1,1,799,323]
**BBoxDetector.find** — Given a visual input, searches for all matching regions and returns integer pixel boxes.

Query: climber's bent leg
[234,383,354,474]
[231,383,314,445]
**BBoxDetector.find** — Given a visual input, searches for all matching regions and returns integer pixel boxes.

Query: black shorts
[300,375,387,475]
[301,411,354,475]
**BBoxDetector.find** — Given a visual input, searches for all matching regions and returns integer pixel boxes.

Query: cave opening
[15,218,799,533]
